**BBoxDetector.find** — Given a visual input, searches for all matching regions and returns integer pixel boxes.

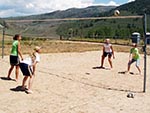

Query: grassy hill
[6,6,115,20]
[1,0,150,40]
[116,0,150,15]
[2,5,115,38]
[56,0,150,40]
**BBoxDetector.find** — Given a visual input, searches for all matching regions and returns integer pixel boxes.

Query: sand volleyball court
[0,50,150,113]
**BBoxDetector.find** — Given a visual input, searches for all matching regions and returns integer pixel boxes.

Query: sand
[0,51,150,113]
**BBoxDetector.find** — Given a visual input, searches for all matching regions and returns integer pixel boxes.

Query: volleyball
[114,10,120,16]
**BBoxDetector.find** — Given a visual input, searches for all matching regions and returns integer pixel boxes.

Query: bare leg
[7,65,14,79]
[100,55,105,67]
[127,64,131,73]
[126,60,132,73]
[108,57,113,68]
[136,66,141,75]
[27,75,35,93]
[15,65,19,81]
[22,76,28,88]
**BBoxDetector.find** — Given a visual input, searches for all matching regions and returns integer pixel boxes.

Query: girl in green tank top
[11,40,19,56]
[126,43,141,75]
[7,34,23,81]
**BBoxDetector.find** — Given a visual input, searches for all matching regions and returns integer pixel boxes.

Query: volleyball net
[1,15,149,54]
[3,15,144,43]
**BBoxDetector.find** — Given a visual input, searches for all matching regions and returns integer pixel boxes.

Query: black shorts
[103,52,112,58]
[10,55,19,66]
[19,63,33,76]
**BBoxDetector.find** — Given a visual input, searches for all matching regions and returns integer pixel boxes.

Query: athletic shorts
[10,55,19,66]
[128,59,140,67]
[19,63,33,76]
[103,52,112,58]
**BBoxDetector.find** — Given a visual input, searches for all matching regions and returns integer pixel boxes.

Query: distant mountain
[41,6,116,18]
[7,6,116,20]
[55,0,150,39]
[3,5,116,38]
[3,0,150,39]
[4,0,150,20]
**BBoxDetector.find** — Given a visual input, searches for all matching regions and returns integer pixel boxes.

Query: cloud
[0,0,119,17]
[27,0,94,12]
[0,0,95,17]
[128,0,135,2]
[97,1,119,6]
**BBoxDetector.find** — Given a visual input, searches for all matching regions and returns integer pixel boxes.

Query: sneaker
[100,66,105,69]
[25,90,33,94]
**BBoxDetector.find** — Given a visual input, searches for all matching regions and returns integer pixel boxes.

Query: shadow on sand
[10,86,26,92]
[118,71,135,75]
[0,77,16,81]
[92,66,111,70]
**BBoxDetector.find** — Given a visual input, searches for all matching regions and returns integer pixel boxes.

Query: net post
[143,13,147,93]
[0,21,5,59]
[2,26,5,59]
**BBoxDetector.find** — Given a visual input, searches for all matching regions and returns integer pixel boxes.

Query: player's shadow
[0,77,16,81]
[118,71,135,75]
[10,86,26,92]
[92,66,111,70]
[118,71,126,74]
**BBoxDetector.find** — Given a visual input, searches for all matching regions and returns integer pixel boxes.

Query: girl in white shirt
[20,46,41,94]
[100,39,115,69]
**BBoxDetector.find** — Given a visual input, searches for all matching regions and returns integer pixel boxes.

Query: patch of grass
[0,35,147,57]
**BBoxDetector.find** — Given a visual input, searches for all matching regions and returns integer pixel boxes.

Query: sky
[0,0,135,18]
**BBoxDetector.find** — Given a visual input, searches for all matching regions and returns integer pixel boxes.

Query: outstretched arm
[129,53,132,61]
[32,61,39,76]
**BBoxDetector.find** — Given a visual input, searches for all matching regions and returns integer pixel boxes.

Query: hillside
[3,5,115,38]
[56,0,150,39]
[112,0,150,15]
[2,0,150,40]
[6,6,115,20]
